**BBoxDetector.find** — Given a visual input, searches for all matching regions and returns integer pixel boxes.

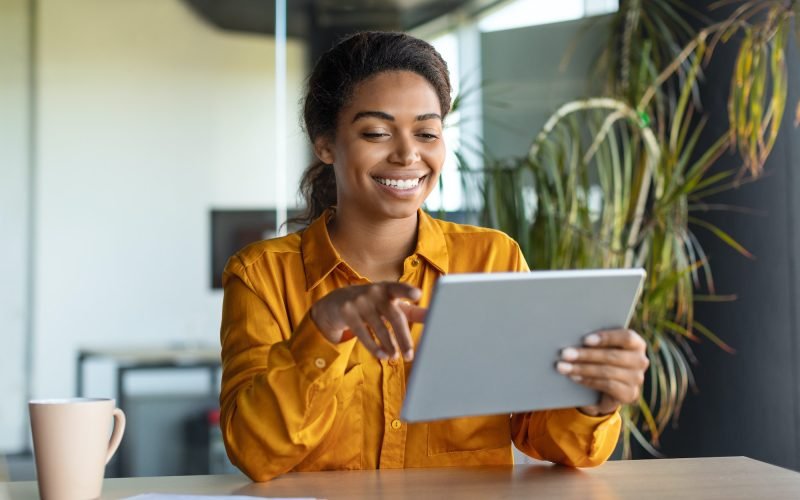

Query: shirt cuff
[288,312,356,383]
[551,407,621,459]
[553,408,620,434]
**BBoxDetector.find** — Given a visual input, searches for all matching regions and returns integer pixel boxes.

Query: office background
[2,0,800,478]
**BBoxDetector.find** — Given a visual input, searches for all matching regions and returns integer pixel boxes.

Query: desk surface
[5,456,800,500]
[78,346,220,366]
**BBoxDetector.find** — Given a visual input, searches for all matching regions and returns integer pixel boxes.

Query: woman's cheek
[426,147,446,176]
[353,143,389,166]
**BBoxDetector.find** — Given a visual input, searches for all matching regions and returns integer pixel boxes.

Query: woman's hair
[291,31,452,226]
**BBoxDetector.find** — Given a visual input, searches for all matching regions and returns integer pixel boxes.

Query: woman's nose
[388,135,420,166]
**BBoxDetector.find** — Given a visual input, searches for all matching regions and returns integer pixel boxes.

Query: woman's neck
[327,205,419,282]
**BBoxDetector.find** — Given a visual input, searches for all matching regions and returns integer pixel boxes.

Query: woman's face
[316,70,446,221]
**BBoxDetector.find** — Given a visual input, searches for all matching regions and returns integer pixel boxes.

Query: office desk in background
[76,346,222,404]
[5,457,800,499]
[76,346,222,477]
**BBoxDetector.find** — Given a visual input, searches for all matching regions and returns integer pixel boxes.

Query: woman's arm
[219,268,356,482]
[510,328,648,467]
[220,256,426,481]
[504,238,626,467]
[511,408,621,467]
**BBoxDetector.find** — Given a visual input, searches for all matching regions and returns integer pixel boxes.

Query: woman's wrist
[310,302,342,344]
[577,404,619,417]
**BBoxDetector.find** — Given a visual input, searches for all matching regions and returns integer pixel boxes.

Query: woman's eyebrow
[416,113,442,122]
[352,111,442,123]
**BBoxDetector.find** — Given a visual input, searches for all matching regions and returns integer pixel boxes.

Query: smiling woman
[317,71,445,231]
[218,31,648,482]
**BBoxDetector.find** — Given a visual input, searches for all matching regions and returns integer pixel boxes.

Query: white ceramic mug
[29,398,125,500]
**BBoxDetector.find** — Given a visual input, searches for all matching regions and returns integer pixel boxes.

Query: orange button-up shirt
[219,209,621,481]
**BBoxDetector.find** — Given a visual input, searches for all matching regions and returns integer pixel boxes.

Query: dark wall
[655,1,800,470]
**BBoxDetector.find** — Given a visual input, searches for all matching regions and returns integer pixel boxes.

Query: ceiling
[183,0,479,39]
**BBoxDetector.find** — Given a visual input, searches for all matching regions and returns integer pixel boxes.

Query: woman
[219,31,649,482]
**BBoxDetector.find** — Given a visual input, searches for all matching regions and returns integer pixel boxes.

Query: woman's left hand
[556,329,650,416]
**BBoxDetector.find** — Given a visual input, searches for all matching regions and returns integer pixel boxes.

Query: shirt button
[411,259,419,267]
[314,358,326,369]
[391,419,402,430]
[388,358,398,366]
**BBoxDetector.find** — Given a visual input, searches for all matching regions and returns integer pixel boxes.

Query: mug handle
[105,408,126,465]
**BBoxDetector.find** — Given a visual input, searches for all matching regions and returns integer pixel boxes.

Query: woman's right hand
[310,283,427,361]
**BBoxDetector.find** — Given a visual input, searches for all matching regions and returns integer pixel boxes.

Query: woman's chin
[342,184,435,221]
[377,203,423,220]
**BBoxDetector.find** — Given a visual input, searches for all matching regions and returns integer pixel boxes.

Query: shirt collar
[300,208,449,291]
[414,208,449,275]
[301,208,343,291]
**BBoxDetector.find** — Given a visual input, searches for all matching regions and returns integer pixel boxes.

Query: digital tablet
[401,268,646,422]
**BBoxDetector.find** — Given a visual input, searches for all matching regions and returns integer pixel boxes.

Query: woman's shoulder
[224,232,303,276]
[426,215,526,273]
[431,217,519,248]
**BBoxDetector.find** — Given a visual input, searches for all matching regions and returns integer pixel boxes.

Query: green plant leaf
[693,320,737,354]
[688,216,755,259]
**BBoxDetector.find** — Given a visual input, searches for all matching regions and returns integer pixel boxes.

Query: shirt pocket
[427,415,510,455]
[294,364,364,471]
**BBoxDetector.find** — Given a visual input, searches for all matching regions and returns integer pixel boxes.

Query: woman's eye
[363,132,389,139]
[417,133,439,141]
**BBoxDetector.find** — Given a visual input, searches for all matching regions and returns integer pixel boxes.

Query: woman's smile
[317,70,446,220]
[371,174,429,196]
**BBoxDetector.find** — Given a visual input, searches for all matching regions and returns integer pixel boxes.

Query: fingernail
[404,350,414,362]
[561,347,579,361]
[570,375,583,382]
[556,361,573,374]
[377,351,389,360]
[410,288,422,300]
[392,352,400,361]
[584,334,600,346]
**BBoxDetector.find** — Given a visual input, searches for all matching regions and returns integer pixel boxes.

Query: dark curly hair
[291,31,452,226]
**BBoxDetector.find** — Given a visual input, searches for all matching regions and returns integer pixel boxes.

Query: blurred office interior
[2,0,800,479]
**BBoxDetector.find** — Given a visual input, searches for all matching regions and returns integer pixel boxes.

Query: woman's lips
[372,175,428,196]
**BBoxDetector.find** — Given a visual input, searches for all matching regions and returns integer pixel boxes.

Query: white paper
[124,495,316,500]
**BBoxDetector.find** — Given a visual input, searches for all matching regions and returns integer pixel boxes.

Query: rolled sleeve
[512,407,621,467]
[288,313,355,384]
[219,258,356,481]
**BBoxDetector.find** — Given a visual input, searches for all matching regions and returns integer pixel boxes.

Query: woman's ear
[313,137,335,165]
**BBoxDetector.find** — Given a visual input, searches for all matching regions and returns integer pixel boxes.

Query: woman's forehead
[345,71,442,117]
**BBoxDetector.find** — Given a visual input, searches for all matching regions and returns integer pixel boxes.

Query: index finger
[379,301,415,361]
[382,282,422,302]
[396,301,427,324]
[584,329,645,351]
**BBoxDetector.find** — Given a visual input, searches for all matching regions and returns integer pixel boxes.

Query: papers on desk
[125,495,317,500]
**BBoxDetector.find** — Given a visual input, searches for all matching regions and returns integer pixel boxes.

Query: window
[479,0,618,33]
[425,32,463,212]
[419,0,619,214]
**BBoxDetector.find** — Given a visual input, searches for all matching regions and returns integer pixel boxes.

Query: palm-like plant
[453,0,797,457]
[713,0,795,176]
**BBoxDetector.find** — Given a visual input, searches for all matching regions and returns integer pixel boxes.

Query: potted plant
[450,0,798,457]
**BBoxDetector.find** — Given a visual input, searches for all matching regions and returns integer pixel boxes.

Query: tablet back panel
[401,269,645,422]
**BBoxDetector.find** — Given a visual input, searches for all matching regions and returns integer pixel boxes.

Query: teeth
[375,176,422,190]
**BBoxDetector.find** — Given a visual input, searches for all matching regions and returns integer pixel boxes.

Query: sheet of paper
[124,495,317,500]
